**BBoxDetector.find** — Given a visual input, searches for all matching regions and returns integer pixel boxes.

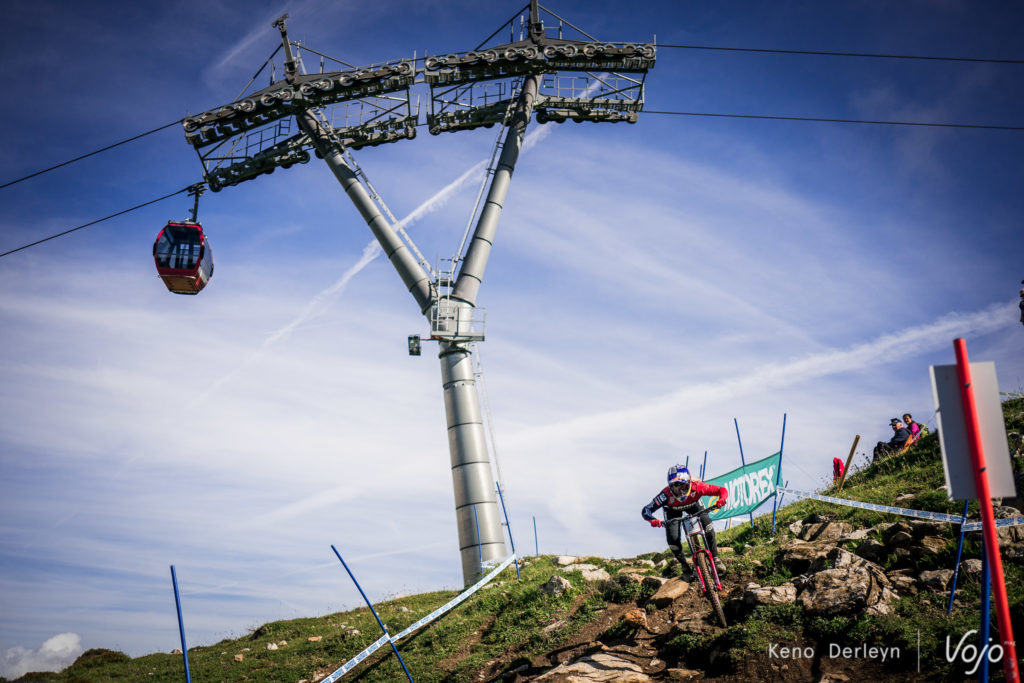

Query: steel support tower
[182,1,654,585]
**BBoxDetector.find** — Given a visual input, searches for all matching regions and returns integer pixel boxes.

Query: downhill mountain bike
[666,509,727,627]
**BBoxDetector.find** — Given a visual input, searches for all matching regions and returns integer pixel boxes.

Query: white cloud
[1,633,83,679]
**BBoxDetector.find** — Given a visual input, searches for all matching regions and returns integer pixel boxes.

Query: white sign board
[930,361,1016,500]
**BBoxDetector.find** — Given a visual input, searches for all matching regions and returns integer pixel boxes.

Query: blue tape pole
[685,454,689,470]
[533,516,538,556]
[947,500,971,615]
[733,418,754,527]
[330,546,415,683]
[771,414,787,535]
[170,566,192,683]
[495,482,520,579]
[701,450,707,480]
[980,538,991,683]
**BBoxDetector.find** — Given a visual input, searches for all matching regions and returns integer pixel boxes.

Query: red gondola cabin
[153,221,214,294]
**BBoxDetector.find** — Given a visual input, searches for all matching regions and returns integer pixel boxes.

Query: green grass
[703,397,1024,678]
[8,557,616,683]
[13,398,1024,682]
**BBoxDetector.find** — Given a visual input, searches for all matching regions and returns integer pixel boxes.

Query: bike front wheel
[696,552,727,628]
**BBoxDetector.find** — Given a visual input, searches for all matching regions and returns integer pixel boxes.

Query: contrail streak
[507,300,1014,445]
[187,159,488,409]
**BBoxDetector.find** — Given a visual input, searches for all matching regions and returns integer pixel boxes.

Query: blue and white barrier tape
[962,516,1024,532]
[777,487,1024,532]
[323,554,517,681]
[392,554,517,643]
[776,487,965,523]
[321,634,390,683]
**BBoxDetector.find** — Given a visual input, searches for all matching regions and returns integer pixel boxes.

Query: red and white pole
[953,338,1019,683]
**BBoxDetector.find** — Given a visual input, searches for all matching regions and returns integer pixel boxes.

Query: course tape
[322,554,517,682]
[777,487,1024,533]
[962,516,1024,532]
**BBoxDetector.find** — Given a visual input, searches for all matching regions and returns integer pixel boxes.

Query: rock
[788,520,804,536]
[717,546,735,554]
[616,572,646,584]
[908,520,946,538]
[854,539,887,563]
[778,539,834,574]
[398,606,410,612]
[916,536,948,556]
[266,643,278,651]
[799,521,854,543]
[307,636,323,642]
[961,559,983,575]
[635,559,656,567]
[744,582,797,606]
[543,574,573,597]
[886,529,914,548]
[556,556,579,566]
[171,648,182,655]
[887,570,919,595]
[233,654,244,662]
[894,493,916,505]
[819,673,851,682]
[866,587,900,615]
[542,620,566,633]
[642,576,668,590]
[838,527,872,542]
[277,640,287,647]
[654,560,667,569]
[623,607,648,629]
[345,629,361,637]
[535,653,653,681]
[994,505,1022,518]
[797,565,892,615]
[882,522,914,547]
[650,577,691,608]
[919,569,954,591]
[665,667,702,680]
[560,563,611,581]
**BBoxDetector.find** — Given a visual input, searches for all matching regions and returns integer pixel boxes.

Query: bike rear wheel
[696,552,727,628]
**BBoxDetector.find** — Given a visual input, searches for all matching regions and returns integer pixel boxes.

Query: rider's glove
[648,519,662,528]
[712,503,724,511]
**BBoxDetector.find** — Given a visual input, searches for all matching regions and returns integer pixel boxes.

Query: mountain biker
[642,464,728,579]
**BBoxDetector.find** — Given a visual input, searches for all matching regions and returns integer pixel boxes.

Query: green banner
[702,452,781,521]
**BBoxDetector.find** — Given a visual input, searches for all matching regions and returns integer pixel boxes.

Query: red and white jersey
[641,481,727,521]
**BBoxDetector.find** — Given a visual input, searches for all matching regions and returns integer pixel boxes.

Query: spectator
[833,457,845,482]
[903,413,924,438]
[873,418,910,462]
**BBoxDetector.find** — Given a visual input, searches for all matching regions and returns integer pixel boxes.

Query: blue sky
[1,0,1022,676]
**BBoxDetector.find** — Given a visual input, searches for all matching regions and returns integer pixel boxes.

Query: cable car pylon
[182,1,655,585]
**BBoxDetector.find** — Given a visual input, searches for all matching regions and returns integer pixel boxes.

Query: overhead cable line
[658,43,1024,64]
[643,109,1024,131]
[0,186,193,260]
[0,119,184,191]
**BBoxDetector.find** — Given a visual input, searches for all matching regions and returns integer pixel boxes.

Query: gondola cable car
[153,184,213,295]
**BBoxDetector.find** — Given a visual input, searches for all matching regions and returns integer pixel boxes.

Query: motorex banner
[701,452,781,521]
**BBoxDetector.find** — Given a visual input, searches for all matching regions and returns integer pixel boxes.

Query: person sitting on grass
[873,418,910,462]
[902,413,927,439]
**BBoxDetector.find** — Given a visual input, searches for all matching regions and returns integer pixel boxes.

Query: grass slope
[10,398,1024,682]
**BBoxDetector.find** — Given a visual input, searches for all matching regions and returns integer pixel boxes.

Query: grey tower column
[440,340,506,580]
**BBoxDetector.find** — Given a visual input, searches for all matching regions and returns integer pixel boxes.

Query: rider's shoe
[714,557,727,575]
[679,565,697,582]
